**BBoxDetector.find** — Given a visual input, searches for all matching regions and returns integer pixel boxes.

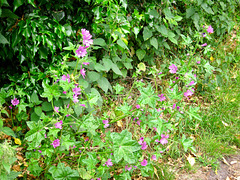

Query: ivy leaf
[136,49,146,61]
[13,0,24,12]
[0,33,9,44]
[186,7,195,18]
[111,130,141,163]
[41,82,61,102]
[150,37,158,49]
[61,135,75,151]
[49,163,79,180]
[143,27,152,41]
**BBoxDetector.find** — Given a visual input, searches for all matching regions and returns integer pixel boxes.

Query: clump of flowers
[51,139,60,148]
[169,64,178,73]
[11,98,19,106]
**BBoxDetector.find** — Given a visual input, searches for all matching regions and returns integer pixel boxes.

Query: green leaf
[102,58,113,72]
[137,62,146,72]
[13,0,24,12]
[49,163,79,180]
[143,27,152,41]
[61,134,75,151]
[41,102,53,111]
[88,71,100,82]
[186,7,195,18]
[1,9,19,19]
[30,92,40,104]
[78,168,92,180]
[186,106,201,121]
[111,64,122,76]
[94,63,106,72]
[80,115,99,135]
[150,37,158,49]
[1,127,15,137]
[181,134,194,152]
[138,84,159,108]
[117,39,128,50]
[0,33,9,44]
[163,8,174,19]
[52,11,65,22]
[133,27,140,38]
[82,153,99,171]
[34,106,42,116]
[25,121,46,148]
[97,77,112,93]
[156,25,168,37]
[201,3,214,14]
[136,49,146,61]
[94,38,106,46]
[111,130,141,163]
[41,82,61,102]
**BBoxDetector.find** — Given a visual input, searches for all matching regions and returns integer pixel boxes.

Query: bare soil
[176,154,240,180]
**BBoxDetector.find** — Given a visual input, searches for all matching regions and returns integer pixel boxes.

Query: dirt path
[176,154,240,180]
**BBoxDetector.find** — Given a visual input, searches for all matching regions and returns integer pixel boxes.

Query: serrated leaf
[136,49,146,61]
[150,37,158,49]
[111,130,141,163]
[49,163,79,179]
[143,27,152,41]
[201,3,214,14]
[102,58,112,72]
[156,25,168,37]
[97,77,112,93]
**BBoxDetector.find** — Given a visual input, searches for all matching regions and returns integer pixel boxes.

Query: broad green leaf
[25,121,46,148]
[113,84,124,94]
[156,25,168,37]
[94,38,106,46]
[136,49,146,61]
[163,8,174,19]
[186,7,195,18]
[97,77,112,93]
[111,130,141,163]
[41,102,53,111]
[88,71,100,82]
[111,64,122,76]
[150,37,158,49]
[82,153,99,171]
[49,163,79,180]
[102,58,112,72]
[1,127,15,137]
[143,27,152,41]
[133,27,140,38]
[1,9,19,19]
[117,39,128,50]
[186,106,201,121]
[94,63,106,72]
[201,3,214,14]
[149,9,159,18]
[138,85,158,108]
[61,135,75,151]
[13,0,24,12]
[34,106,42,116]
[52,11,65,21]
[41,82,61,102]
[0,33,9,44]
[80,115,99,135]
[78,168,92,180]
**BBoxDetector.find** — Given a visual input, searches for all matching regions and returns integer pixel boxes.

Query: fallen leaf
[12,165,21,171]
[187,154,195,166]
[154,166,159,179]
[117,120,123,127]
[226,176,230,180]
[222,121,229,127]
[230,160,237,165]
[222,157,230,166]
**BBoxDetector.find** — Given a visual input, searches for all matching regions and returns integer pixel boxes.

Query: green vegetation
[0,0,239,179]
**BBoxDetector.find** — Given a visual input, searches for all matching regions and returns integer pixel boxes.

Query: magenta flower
[61,74,70,83]
[197,61,200,64]
[169,64,178,73]
[44,134,47,138]
[11,98,19,106]
[141,159,148,166]
[137,120,141,126]
[102,120,109,128]
[172,103,176,109]
[125,165,132,171]
[184,89,194,98]
[141,141,148,150]
[54,106,59,113]
[189,81,195,86]
[83,62,90,65]
[176,77,179,80]
[158,94,166,102]
[76,45,87,58]
[80,104,86,107]
[202,33,206,37]
[80,68,86,79]
[201,43,207,47]
[38,150,42,153]
[72,86,81,95]
[9,106,12,109]
[207,25,214,33]
[136,104,140,109]
[81,29,93,46]
[73,94,79,103]
[160,134,169,145]
[55,120,63,129]
[51,139,60,148]
[151,155,157,161]
[104,159,113,167]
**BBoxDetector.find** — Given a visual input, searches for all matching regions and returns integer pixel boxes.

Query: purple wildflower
[160,134,169,145]
[189,81,195,86]
[201,43,207,47]
[158,94,166,102]
[184,89,194,98]
[76,46,87,58]
[202,33,206,37]
[169,64,178,74]
[104,159,113,167]
[61,74,70,83]
[80,68,86,79]
[207,25,214,33]
[141,141,148,150]
[136,104,140,109]
[55,120,63,129]
[73,94,79,103]
[197,61,200,64]
[51,139,60,148]
[137,120,141,126]
[72,86,81,95]
[9,106,12,109]
[102,120,110,128]
[83,62,90,65]
[141,159,148,166]
[54,107,59,113]
[125,165,132,171]
[173,103,176,109]
[11,98,19,106]
[151,155,157,161]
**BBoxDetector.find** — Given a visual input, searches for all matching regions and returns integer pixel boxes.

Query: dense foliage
[0,0,239,179]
